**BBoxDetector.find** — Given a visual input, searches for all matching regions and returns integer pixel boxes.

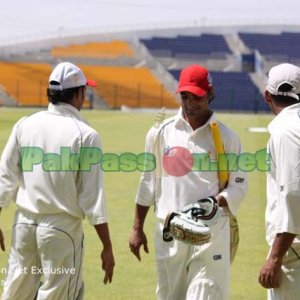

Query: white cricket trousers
[1,209,84,300]
[155,215,230,300]
[267,244,300,300]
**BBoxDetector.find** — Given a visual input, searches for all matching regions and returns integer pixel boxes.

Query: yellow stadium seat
[0,62,178,108]
[80,65,179,108]
[0,62,51,106]
[52,41,134,59]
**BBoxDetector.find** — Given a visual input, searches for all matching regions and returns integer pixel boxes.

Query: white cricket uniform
[136,109,247,300]
[0,102,107,300]
[265,103,300,300]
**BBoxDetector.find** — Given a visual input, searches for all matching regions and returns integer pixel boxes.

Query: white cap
[49,62,97,90]
[266,63,300,101]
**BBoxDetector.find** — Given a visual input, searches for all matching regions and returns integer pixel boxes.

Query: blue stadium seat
[239,32,300,60]
[141,34,232,58]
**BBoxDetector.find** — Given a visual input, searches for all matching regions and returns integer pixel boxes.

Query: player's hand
[0,228,5,251]
[129,229,149,261]
[258,257,282,289]
[101,246,115,284]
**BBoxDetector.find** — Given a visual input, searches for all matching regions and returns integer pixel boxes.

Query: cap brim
[176,85,207,97]
[86,80,97,87]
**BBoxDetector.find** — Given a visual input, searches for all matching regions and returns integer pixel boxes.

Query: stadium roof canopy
[0,0,300,45]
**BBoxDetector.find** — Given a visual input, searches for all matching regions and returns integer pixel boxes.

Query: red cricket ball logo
[162,146,193,177]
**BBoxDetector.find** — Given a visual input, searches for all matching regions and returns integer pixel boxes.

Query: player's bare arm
[129,204,150,261]
[94,223,115,284]
[259,232,296,289]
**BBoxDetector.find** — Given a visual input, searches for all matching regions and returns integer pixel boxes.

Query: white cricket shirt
[266,103,300,245]
[136,109,247,220]
[0,102,107,225]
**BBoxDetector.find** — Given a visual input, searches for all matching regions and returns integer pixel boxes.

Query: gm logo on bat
[235,177,244,183]
[213,254,222,261]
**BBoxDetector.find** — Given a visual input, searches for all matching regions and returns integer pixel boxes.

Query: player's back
[14,104,99,219]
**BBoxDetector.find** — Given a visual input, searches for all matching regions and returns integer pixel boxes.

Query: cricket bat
[210,121,239,263]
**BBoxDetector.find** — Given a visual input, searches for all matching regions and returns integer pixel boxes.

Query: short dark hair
[270,83,299,106]
[47,81,84,105]
[208,89,214,104]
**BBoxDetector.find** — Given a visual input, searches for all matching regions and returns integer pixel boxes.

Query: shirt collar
[174,107,217,131]
[48,102,83,121]
[268,103,300,134]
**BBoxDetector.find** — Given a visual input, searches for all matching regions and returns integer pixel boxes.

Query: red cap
[176,65,212,97]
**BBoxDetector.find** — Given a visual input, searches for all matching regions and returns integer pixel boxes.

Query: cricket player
[0,62,115,299]
[259,63,300,300]
[129,65,247,300]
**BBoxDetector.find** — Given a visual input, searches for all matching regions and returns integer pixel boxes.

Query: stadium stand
[239,32,300,62]
[80,65,179,108]
[169,69,268,112]
[4,26,297,112]
[0,62,51,106]
[0,62,95,107]
[0,61,178,108]
[140,34,232,58]
[0,84,17,106]
[52,41,134,59]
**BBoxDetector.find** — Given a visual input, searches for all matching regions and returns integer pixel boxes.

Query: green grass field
[0,107,273,299]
